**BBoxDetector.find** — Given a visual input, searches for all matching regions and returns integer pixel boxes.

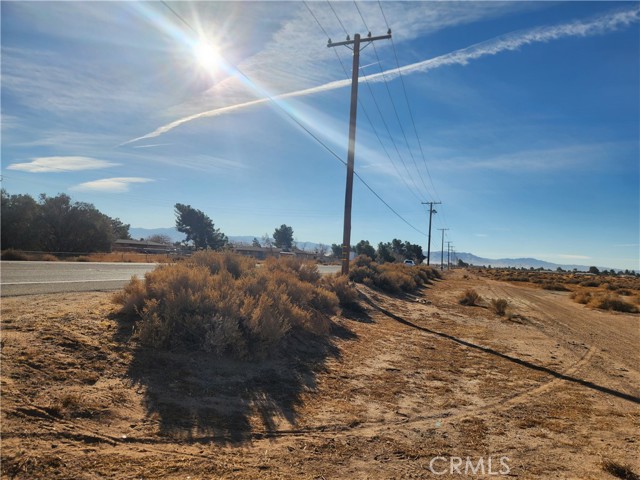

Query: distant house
[233,245,281,260]
[112,238,173,253]
[291,247,318,261]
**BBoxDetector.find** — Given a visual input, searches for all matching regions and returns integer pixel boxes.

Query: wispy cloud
[131,143,173,149]
[70,177,154,193]
[7,156,118,173]
[123,6,640,145]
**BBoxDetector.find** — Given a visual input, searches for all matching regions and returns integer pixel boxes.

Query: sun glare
[193,40,220,71]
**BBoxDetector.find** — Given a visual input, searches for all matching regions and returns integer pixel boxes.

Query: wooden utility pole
[446,241,452,269]
[422,201,441,266]
[438,228,449,270]
[329,31,391,276]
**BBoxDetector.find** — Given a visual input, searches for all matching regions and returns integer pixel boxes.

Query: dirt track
[1,270,638,478]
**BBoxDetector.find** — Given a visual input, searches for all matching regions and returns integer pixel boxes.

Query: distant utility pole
[438,228,449,270]
[422,201,441,266]
[329,30,391,276]
[446,241,452,270]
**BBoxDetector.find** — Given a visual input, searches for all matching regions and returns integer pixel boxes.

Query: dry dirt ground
[1,270,638,479]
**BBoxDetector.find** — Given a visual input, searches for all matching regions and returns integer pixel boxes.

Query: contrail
[121,7,639,146]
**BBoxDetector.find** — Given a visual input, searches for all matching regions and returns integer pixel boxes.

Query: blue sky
[2,1,638,269]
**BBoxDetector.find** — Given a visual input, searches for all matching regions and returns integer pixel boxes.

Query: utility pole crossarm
[328,33,391,48]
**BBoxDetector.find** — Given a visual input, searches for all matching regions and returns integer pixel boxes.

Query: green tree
[403,241,426,263]
[331,243,342,257]
[391,238,404,256]
[376,242,395,263]
[175,203,227,250]
[252,237,261,247]
[273,224,294,251]
[1,190,41,250]
[588,266,600,275]
[38,194,117,252]
[354,240,376,259]
[111,218,131,240]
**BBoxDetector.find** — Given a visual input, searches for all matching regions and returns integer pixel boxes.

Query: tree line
[2,191,425,263]
[330,238,426,264]
[1,190,130,253]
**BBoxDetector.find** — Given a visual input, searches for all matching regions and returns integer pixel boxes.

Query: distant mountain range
[431,251,611,272]
[129,228,616,272]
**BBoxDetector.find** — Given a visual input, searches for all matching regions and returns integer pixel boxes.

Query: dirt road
[1,270,638,478]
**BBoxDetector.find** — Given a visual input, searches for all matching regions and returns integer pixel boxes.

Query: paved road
[1,261,158,296]
[0,262,341,296]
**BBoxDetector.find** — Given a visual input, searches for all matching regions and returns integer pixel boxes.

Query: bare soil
[2,270,638,479]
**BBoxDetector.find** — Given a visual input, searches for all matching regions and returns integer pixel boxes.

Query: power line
[327,1,349,37]
[160,1,426,238]
[377,0,440,204]
[309,2,424,203]
[355,1,433,200]
[377,0,451,231]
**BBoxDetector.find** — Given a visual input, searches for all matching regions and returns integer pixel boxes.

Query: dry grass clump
[570,290,592,305]
[348,255,439,294]
[321,274,360,310]
[113,252,343,358]
[490,298,509,316]
[571,291,638,313]
[1,249,29,261]
[459,289,481,306]
[541,282,570,292]
[587,293,638,313]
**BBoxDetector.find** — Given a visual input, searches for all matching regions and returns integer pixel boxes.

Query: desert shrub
[112,276,147,316]
[348,256,433,294]
[321,274,360,309]
[189,250,254,278]
[490,298,509,316]
[459,289,481,306]
[541,282,570,292]
[1,249,29,261]
[570,291,592,305]
[580,280,601,288]
[113,253,340,358]
[377,264,417,293]
[587,293,638,313]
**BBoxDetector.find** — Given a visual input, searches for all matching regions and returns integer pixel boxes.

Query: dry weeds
[2,269,639,479]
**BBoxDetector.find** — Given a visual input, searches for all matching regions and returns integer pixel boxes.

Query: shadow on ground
[112,313,360,445]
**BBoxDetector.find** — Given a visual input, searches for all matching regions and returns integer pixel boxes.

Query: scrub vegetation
[113,252,358,358]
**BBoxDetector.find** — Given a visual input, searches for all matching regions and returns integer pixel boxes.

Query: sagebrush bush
[541,282,570,292]
[570,291,592,305]
[459,289,481,306]
[113,253,343,358]
[587,293,638,313]
[490,298,509,316]
[347,255,438,294]
[321,274,360,309]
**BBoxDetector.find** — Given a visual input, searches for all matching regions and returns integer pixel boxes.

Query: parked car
[403,259,416,267]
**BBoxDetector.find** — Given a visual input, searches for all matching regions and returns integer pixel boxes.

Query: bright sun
[193,40,220,71]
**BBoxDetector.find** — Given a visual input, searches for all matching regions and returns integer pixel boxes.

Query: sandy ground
[1,270,638,479]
